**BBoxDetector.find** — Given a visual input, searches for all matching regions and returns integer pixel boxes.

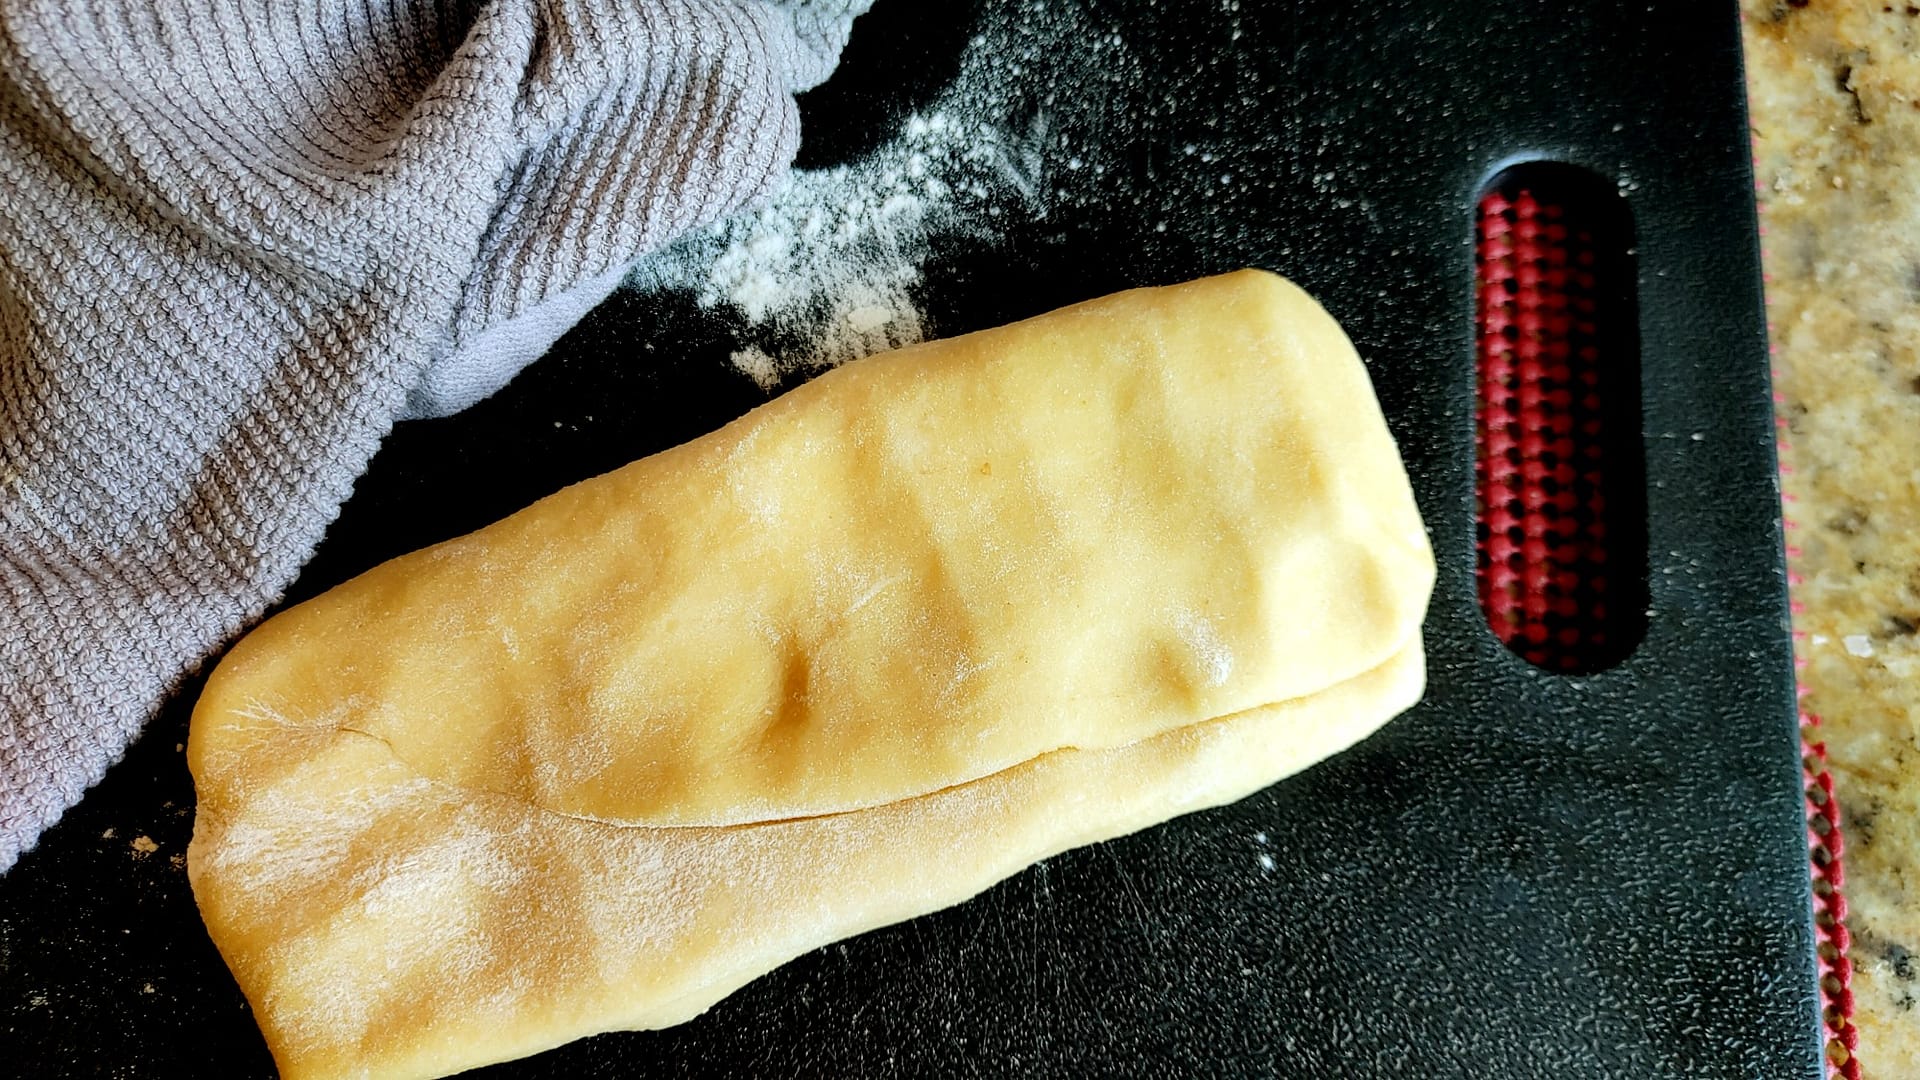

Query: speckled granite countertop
[1744,3,1920,1075]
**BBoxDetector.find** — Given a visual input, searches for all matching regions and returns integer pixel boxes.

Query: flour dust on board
[623,1,1139,390]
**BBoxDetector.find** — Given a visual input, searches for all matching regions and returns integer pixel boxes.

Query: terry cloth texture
[0,0,869,872]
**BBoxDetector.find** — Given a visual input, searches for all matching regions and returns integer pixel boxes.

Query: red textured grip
[1805,712,1861,1078]
[1474,181,1629,672]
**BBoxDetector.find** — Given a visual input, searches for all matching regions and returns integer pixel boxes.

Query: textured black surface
[1,1,1817,1077]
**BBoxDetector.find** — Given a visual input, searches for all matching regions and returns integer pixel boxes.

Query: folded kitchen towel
[0,0,869,872]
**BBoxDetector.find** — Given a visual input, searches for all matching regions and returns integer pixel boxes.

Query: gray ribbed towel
[0,0,869,871]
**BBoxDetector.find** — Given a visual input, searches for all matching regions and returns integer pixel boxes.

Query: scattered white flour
[624,6,1099,389]
[728,346,780,391]
[1175,611,1236,688]
[628,106,1033,389]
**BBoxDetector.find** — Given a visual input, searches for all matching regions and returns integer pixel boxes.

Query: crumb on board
[130,835,158,857]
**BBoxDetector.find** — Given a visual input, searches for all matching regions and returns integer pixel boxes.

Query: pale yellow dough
[187,269,1435,1080]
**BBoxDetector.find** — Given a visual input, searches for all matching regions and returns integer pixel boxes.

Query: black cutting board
[1,1,1818,1076]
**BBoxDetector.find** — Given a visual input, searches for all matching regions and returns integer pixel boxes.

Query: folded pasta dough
[187,269,1435,1080]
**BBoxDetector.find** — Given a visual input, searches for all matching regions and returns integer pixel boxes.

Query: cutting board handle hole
[1473,162,1648,674]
